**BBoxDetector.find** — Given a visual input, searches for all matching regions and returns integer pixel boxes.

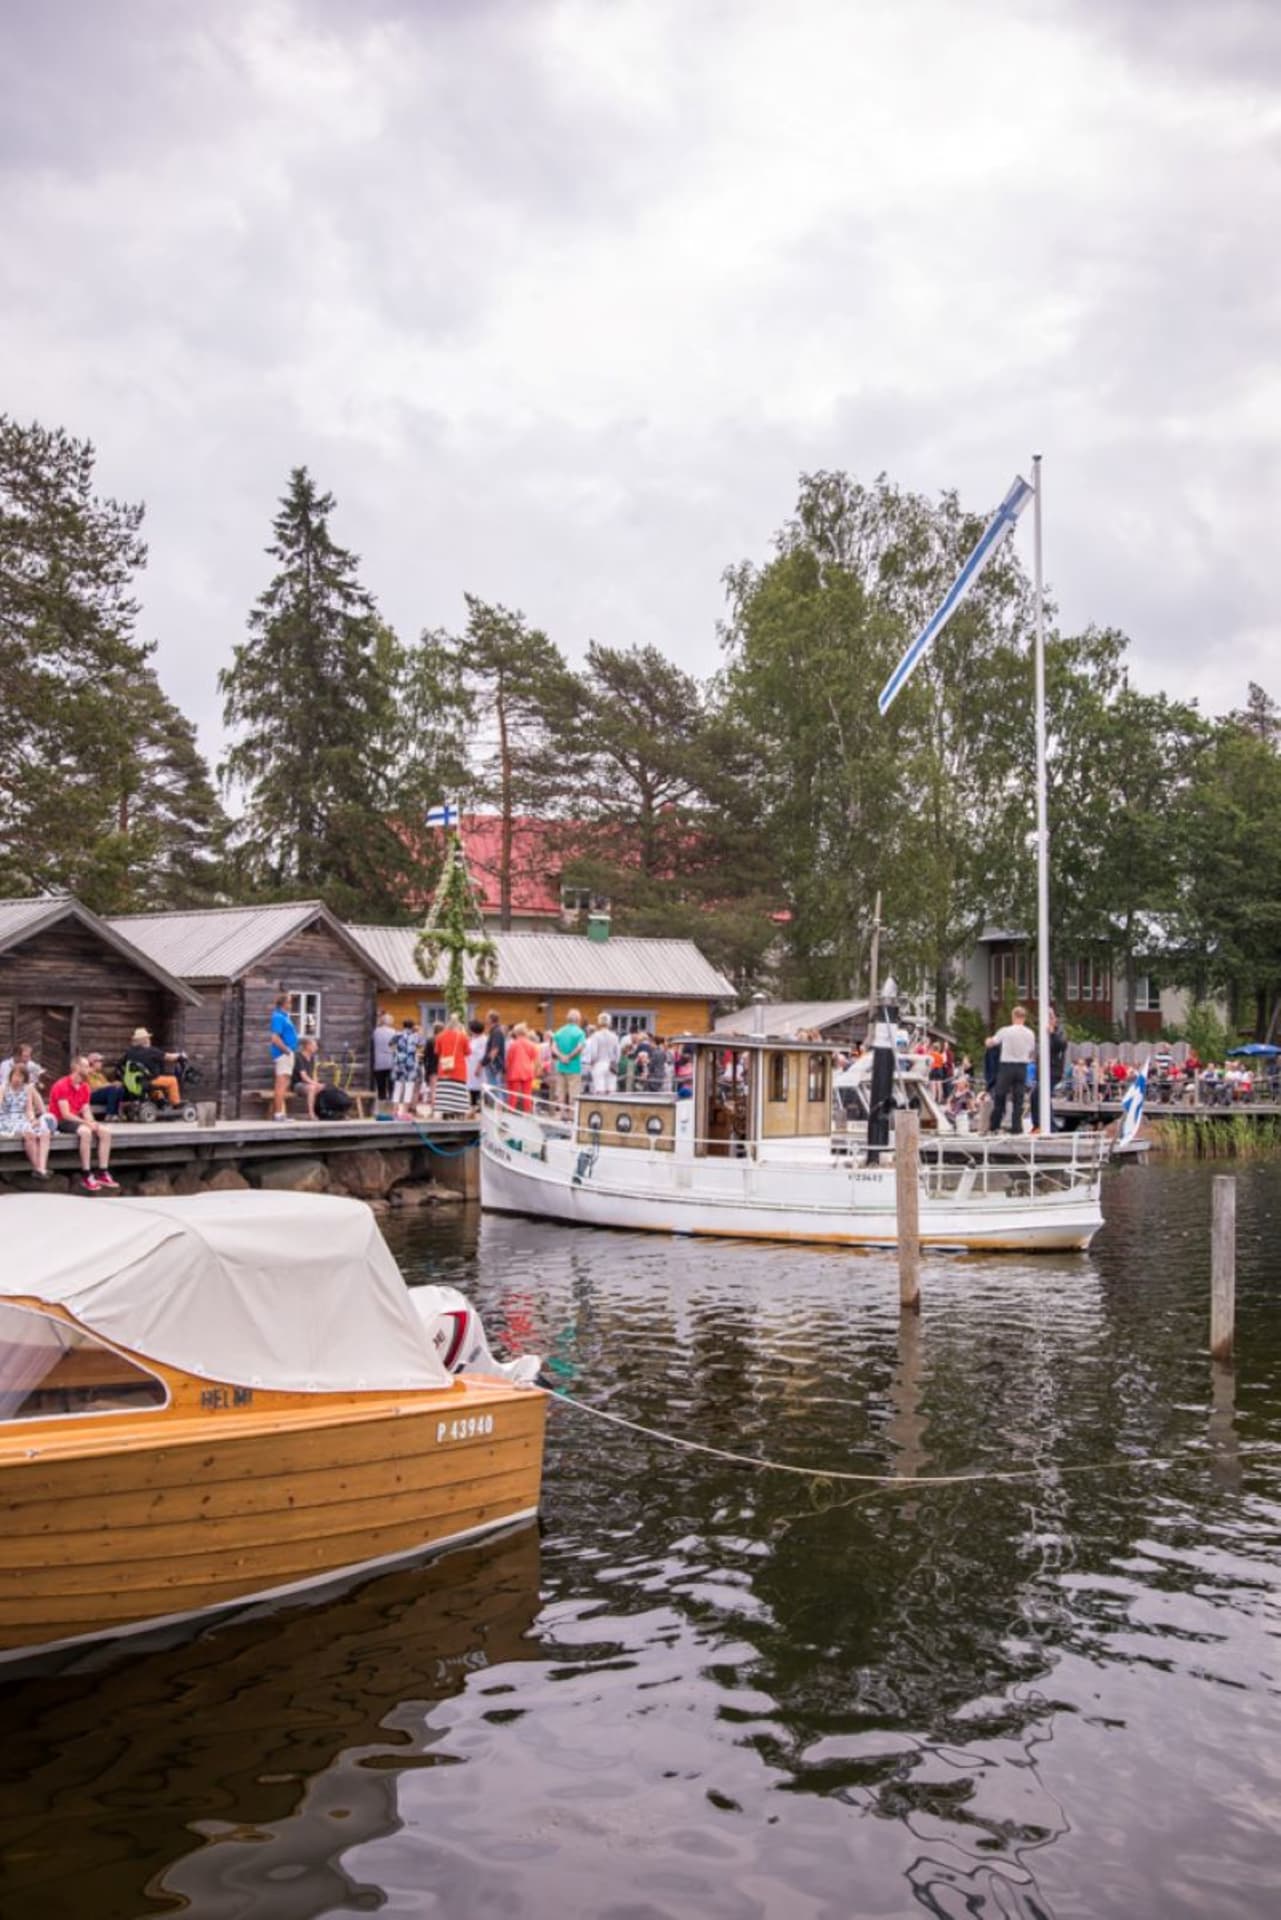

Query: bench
[246,1087,378,1120]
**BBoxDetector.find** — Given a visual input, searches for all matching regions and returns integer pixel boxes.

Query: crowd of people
[369,1009,698,1121]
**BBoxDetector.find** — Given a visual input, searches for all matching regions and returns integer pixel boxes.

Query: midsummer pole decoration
[414,816,499,1023]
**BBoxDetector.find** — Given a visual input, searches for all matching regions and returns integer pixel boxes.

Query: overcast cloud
[5,0,1279,753]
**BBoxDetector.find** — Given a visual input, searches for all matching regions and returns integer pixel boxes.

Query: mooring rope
[544,1387,1178,1493]
[410,1120,476,1159]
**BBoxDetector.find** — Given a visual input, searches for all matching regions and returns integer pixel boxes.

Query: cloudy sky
[6,0,1279,754]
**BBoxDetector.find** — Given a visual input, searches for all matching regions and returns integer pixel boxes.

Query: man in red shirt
[48,1056,118,1193]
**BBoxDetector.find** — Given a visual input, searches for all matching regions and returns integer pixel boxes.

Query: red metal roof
[458,814,567,919]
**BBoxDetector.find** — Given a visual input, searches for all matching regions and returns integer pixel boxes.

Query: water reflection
[0,1527,540,1920]
[2,1166,1279,1919]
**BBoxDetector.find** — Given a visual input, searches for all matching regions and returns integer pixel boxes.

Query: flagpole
[1032,452,1052,1132]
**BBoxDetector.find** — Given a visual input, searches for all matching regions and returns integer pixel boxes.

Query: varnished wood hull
[0,1381,546,1661]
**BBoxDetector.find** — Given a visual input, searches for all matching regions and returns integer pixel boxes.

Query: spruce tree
[219,468,413,918]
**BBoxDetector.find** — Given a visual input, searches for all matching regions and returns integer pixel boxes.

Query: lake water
[2,1163,1279,1919]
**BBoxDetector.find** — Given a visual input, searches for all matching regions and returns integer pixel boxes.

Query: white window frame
[418,1002,450,1031]
[1133,974,1160,1013]
[289,990,322,1038]
[1066,957,1081,1000]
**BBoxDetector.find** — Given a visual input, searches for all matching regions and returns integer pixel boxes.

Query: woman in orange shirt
[432,1016,472,1118]
[505,1022,538,1112]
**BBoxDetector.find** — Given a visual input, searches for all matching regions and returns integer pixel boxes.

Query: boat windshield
[0,1302,168,1422]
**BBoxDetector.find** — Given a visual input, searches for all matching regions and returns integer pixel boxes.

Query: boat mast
[1032,453,1052,1132]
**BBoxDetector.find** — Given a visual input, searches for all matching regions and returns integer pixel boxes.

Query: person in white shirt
[583,1013,621,1094]
[984,1005,1037,1133]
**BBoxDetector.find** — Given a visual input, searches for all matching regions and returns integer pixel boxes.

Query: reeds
[1151,1114,1281,1160]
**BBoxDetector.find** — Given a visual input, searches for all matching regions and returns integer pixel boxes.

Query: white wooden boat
[0,1191,546,1665]
[482,1036,1104,1251]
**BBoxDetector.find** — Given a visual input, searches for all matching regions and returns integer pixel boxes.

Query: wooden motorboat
[0,1191,547,1664]
[481,1035,1105,1252]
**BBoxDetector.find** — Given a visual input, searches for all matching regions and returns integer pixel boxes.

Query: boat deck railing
[481,1090,1104,1198]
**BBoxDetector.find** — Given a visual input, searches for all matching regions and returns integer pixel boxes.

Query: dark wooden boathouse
[110,902,395,1119]
[0,896,200,1079]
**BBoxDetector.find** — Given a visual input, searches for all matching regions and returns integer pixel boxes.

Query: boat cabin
[574,1033,834,1159]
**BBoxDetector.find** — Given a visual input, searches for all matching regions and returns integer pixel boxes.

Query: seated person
[49,1055,118,1192]
[124,1026,183,1106]
[85,1050,125,1119]
[0,1061,52,1179]
[291,1038,352,1120]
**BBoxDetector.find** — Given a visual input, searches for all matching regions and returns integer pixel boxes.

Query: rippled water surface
[2,1163,1280,1919]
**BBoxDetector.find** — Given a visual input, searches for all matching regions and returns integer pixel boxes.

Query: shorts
[58,1115,90,1134]
[273,1049,295,1078]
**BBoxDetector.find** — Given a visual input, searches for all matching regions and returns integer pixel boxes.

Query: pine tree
[455,596,580,929]
[0,415,227,907]
[219,468,414,918]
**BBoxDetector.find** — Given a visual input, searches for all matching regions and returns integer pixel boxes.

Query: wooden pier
[0,1114,481,1204]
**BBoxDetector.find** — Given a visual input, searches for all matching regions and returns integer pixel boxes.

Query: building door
[16,1003,77,1077]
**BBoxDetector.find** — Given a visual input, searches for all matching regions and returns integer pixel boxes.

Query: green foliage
[219,468,432,920]
[1178,1001,1233,1062]
[414,831,498,1021]
[0,415,227,908]
[553,643,780,989]
[451,595,580,929]
[721,470,1031,1005]
[1176,710,1281,1035]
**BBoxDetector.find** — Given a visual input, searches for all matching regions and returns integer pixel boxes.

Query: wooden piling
[1210,1174,1236,1362]
[895,1108,921,1313]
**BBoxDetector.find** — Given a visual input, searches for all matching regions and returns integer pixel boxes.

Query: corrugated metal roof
[0,895,201,1003]
[346,926,735,1000]
[110,902,395,987]
[0,897,69,949]
[109,902,324,981]
[716,998,868,1036]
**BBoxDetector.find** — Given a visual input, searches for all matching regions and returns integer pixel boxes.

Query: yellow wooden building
[344,927,734,1039]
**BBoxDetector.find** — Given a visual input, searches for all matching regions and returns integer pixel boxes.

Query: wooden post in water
[1210,1174,1236,1362]
[895,1108,921,1313]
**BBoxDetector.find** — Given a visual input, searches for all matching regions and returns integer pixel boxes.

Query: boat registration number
[437,1413,496,1443]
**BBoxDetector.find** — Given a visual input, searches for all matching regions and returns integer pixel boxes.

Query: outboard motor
[409,1286,542,1386]
[866,974,900,1161]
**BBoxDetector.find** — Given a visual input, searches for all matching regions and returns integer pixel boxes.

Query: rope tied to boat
[543,1387,1179,1494]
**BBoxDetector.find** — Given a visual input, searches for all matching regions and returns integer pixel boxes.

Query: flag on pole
[1117,1061,1148,1148]
[424,803,459,829]
[878,473,1035,715]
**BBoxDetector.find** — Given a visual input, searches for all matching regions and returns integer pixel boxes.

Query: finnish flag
[424,803,459,829]
[1117,1063,1148,1148]
[878,474,1034,716]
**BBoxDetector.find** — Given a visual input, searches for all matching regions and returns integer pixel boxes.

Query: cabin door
[16,1002,77,1077]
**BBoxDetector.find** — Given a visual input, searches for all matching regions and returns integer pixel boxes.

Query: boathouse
[346,927,735,1038]
[111,903,395,1118]
[0,896,200,1079]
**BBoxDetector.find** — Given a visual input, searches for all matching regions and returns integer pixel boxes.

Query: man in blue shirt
[270,994,300,1120]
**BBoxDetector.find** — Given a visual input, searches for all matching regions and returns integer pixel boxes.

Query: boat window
[807,1055,828,1103]
[769,1054,789,1102]
[0,1302,168,1421]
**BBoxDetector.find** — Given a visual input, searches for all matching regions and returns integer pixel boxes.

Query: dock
[0,1115,481,1203]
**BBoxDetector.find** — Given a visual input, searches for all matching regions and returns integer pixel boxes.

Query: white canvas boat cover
[0,1192,454,1394]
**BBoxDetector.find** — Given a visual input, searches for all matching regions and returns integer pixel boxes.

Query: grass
[1151,1113,1281,1160]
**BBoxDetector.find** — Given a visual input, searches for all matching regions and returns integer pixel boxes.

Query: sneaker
[97,1171,120,1192]
[30,1168,50,1182]
[81,1173,103,1194]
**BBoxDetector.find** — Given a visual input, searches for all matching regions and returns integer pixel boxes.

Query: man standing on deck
[269,994,300,1121]
[984,1005,1037,1133]
[553,1007,587,1115]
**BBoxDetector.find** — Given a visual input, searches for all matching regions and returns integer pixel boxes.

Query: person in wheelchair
[120,1027,198,1119]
